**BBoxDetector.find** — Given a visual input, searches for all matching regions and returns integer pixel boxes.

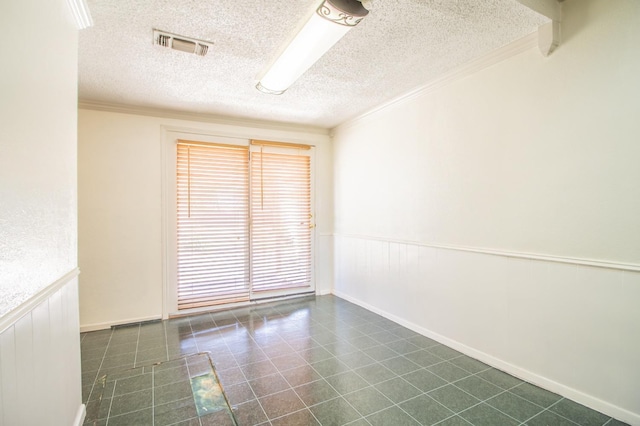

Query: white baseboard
[73,404,86,426]
[333,289,640,426]
[80,315,162,332]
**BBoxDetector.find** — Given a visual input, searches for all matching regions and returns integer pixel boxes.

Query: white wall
[333,0,640,423]
[0,277,83,426]
[0,0,83,424]
[78,109,333,329]
[0,0,79,317]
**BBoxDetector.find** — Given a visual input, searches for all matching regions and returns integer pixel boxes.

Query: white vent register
[153,29,213,57]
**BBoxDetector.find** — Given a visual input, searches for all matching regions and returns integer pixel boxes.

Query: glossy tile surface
[81,295,627,425]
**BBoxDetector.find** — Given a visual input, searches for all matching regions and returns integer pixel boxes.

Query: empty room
[1,0,639,425]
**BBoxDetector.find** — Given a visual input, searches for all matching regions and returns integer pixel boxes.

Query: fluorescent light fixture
[66,0,94,30]
[256,0,369,95]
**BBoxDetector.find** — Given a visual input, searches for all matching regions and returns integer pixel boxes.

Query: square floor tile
[354,362,397,385]
[402,369,447,392]
[259,389,305,420]
[154,397,198,426]
[428,362,472,382]
[525,409,579,426]
[448,356,491,374]
[280,364,323,387]
[486,391,544,422]
[271,408,321,426]
[344,387,393,417]
[454,376,503,400]
[377,377,422,404]
[477,369,523,390]
[326,371,370,395]
[108,388,153,416]
[295,379,339,406]
[428,384,480,413]
[549,398,611,426]
[509,382,562,408]
[232,399,268,426]
[367,406,420,426]
[380,356,421,375]
[458,402,519,426]
[399,394,455,425]
[249,372,291,398]
[405,350,443,367]
[309,397,362,426]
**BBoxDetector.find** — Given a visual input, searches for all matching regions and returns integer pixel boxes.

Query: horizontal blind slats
[250,150,312,292]
[176,142,250,309]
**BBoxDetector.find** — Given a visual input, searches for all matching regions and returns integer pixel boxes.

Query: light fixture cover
[256,0,369,95]
[66,0,94,29]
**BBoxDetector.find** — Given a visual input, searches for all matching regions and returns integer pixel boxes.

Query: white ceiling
[78,0,548,129]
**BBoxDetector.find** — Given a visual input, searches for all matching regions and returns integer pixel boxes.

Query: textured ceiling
[78,0,548,129]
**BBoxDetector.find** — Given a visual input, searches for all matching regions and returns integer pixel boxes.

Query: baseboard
[332,289,640,426]
[80,315,163,332]
[315,288,332,296]
[73,403,86,426]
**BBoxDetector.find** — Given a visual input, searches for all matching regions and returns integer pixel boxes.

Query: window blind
[250,146,312,292]
[176,141,250,309]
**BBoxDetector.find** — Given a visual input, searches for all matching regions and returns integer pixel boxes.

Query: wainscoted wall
[333,235,640,424]
[0,273,84,426]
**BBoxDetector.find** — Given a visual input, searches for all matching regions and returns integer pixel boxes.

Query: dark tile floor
[81,295,628,426]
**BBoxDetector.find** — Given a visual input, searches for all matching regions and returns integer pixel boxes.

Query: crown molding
[78,100,330,136]
[333,32,539,133]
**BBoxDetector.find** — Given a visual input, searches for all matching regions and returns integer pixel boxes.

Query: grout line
[104,378,116,426]
[151,364,155,425]
[133,323,141,367]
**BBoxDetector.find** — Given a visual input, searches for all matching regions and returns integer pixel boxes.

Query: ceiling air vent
[153,29,213,57]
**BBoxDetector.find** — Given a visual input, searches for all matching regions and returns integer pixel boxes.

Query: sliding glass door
[175,139,314,310]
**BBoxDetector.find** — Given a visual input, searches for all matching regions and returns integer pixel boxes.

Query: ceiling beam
[516,0,561,56]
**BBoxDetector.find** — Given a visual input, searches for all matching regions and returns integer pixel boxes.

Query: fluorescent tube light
[256,0,369,95]
[66,0,94,30]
